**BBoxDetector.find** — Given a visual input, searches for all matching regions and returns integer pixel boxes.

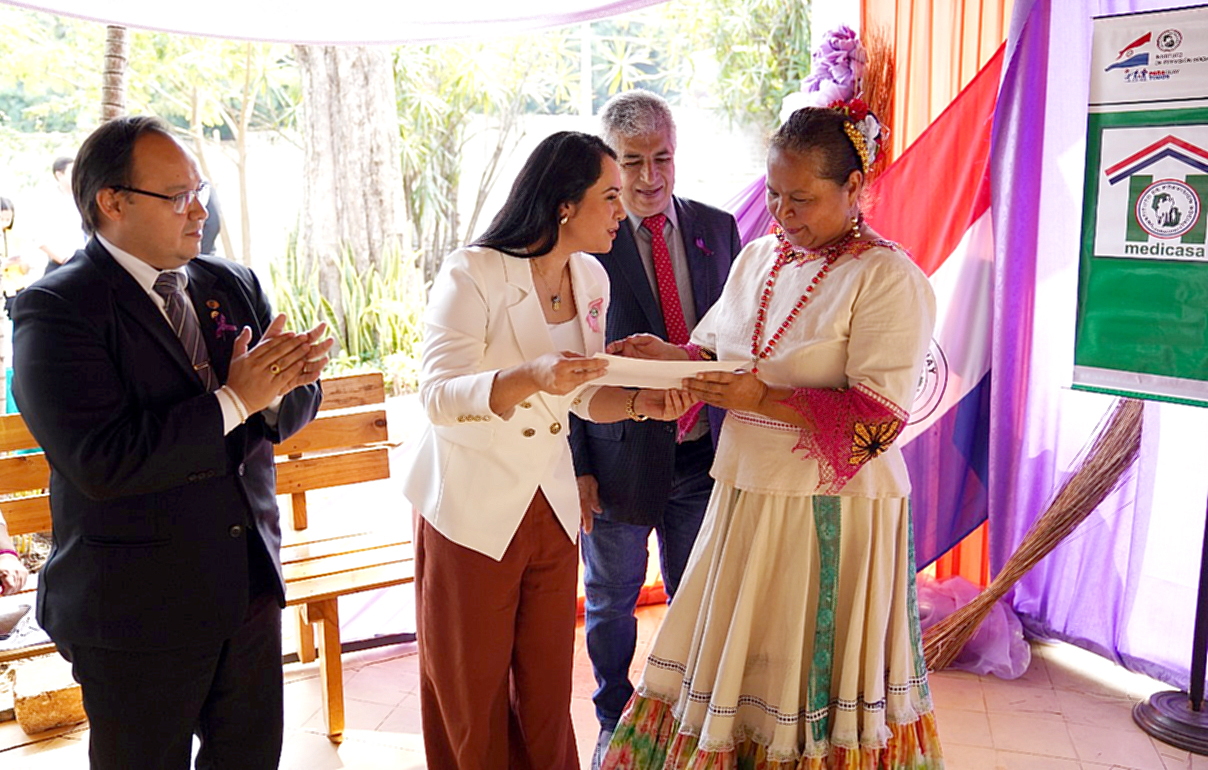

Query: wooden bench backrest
[0,372,393,537]
[0,415,51,536]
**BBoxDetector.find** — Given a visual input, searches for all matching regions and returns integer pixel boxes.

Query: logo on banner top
[1157,29,1182,52]
[1106,31,1152,73]
[1091,14,1208,101]
[1135,179,1199,239]
[1116,31,1152,59]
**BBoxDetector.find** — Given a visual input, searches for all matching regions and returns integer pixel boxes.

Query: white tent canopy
[3,0,667,44]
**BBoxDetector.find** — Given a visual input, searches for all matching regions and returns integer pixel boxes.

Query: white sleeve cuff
[216,386,250,435]
[261,394,284,428]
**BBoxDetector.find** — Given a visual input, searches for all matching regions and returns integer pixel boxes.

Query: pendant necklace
[749,224,863,373]
[531,262,565,311]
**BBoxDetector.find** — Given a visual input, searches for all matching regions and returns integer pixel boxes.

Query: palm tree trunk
[237,44,254,267]
[101,25,129,122]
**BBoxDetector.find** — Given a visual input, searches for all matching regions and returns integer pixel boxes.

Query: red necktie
[642,214,688,345]
[643,214,700,439]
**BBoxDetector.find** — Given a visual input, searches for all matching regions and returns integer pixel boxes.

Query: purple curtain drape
[2,0,668,44]
[991,0,1208,689]
[722,174,774,246]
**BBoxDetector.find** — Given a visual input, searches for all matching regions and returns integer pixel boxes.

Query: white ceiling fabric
[2,0,667,44]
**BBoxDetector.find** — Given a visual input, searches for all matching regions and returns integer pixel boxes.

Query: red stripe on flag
[1117,32,1151,59]
[866,43,1004,278]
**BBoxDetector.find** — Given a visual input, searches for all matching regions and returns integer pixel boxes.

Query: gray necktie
[152,271,218,392]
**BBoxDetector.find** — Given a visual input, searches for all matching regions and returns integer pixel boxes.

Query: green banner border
[1075,107,1208,407]
[1071,382,1206,408]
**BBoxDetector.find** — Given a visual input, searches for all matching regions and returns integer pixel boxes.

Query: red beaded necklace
[749,223,862,373]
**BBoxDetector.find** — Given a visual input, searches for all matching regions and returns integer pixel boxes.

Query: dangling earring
[851,213,862,238]
[559,215,569,226]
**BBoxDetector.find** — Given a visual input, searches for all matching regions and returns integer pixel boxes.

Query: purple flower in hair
[803,25,867,101]
[782,25,869,122]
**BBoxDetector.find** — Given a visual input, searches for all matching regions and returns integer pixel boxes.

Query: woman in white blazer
[401,132,691,770]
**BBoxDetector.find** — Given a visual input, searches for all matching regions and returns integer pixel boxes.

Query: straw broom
[861,25,896,171]
[922,397,1144,671]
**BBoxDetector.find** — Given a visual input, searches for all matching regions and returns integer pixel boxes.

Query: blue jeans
[580,436,714,730]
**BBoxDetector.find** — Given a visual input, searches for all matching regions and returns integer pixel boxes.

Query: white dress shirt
[97,233,263,435]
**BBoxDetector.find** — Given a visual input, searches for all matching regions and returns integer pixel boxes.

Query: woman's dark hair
[0,197,13,231]
[770,107,862,186]
[474,131,616,258]
[73,115,174,236]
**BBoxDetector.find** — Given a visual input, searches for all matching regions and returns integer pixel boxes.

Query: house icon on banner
[1104,135,1208,246]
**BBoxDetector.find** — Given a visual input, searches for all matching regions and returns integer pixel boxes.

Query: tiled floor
[1,601,1203,769]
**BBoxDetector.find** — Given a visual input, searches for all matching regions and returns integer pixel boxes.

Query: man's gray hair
[599,90,677,150]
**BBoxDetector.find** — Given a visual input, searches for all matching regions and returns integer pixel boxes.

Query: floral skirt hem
[601,694,944,770]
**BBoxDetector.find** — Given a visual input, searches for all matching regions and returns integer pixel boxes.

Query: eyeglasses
[112,181,211,215]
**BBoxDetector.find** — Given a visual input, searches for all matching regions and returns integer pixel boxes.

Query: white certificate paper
[591,354,748,389]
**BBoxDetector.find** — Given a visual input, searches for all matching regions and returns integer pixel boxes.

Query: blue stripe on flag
[904,371,992,569]
[1104,53,1149,72]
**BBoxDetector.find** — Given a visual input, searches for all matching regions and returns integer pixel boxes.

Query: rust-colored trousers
[415,491,580,770]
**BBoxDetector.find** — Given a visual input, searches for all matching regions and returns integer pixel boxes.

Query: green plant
[659,0,812,130]
[269,231,326,334]
[271,238,425,395]
[395,35,580,285]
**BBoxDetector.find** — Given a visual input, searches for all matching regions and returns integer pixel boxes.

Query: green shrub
[271,237,426,395]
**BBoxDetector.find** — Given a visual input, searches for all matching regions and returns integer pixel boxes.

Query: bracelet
[223,386,249,423]
[0,549,18,559]
[233,396,248,424]
[625,390,649,422]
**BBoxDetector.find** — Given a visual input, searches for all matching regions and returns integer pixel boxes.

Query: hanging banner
[1074,4,1208,406]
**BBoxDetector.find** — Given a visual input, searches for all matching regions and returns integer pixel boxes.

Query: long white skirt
[604,482,942,768]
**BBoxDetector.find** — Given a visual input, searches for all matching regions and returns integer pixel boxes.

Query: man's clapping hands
[226,314,334,414]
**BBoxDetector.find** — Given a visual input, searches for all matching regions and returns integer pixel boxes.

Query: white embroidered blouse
[690,234,936,499]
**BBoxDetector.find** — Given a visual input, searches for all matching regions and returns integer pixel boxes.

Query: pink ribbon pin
[587,298,603,333]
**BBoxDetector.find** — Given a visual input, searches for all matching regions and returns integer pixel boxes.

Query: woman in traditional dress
[599,105,943,768]
[400,131,692,769]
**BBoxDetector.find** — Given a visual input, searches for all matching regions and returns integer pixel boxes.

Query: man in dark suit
[569,90,741,766]
[11,116,331,770]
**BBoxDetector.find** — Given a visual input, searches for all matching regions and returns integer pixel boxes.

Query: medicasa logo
[1104,135,1208,258]
[1135,180,1198,239]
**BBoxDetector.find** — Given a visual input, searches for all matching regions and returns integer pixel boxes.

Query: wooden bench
[0,372,414,743]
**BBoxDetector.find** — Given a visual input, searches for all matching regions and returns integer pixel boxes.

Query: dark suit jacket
[11,238,321,651]
[569,196,740,526]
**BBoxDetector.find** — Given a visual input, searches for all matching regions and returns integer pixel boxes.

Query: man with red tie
[568,90,742,768]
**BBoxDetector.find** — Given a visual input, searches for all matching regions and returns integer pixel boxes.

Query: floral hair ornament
[777,25,887,173]
[780,25,867,120]
[828,97,886,174]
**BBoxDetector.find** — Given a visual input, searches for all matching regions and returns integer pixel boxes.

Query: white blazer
[399,246,610,560]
